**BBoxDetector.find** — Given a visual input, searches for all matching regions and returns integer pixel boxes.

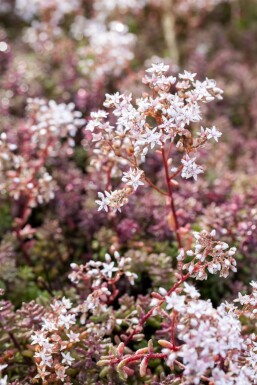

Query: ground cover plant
[0,1,256,384]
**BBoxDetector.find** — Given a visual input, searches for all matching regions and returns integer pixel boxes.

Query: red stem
[171,311,178,350]
[161,146,182,248]
[144,176,168,197]
[169,165,183,180]
[113,352,167,365]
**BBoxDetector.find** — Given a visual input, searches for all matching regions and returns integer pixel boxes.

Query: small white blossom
[122,168,144,191]
[55,365,67,382]
[61,352,75,366]
[0,375,8,385]
[165,292,186,312]
[58,314,76,329]
[67,331,80,343]
[181,155,204,181]
[95,191,111,212]
[206,126,222,142]
[101,261,119,279]
[179,70,197,82]
[145,63,169,74]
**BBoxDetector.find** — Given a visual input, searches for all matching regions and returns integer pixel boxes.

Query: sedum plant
[0,1,257,384]
[86,63,223,248]
[69,64,257,385]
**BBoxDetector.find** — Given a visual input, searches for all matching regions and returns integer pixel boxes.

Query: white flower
[165,292,186,312]
[177,249,185,261]
[90,110,108,120]
[95,191,111,212]
[210,229,216,237]
[31,332,49,346]
[34,350,53,367]
[67,331,80,343]
[162,349,177,367]
[184,282,200,299]
[0,375,8,385]
[41,317,58,332]
[101,261,118,279]
[250,281,257,289]
[139,127,162,149]
[61,352,75,366]
[181,155,204,181]
[122,168,144,191]
[104,92,123,108]
[206,126,222,142]
[58,314,76,329]
[35,366,51,380]
[145,63,169,74]
[150,297,161,307]
[179,70,197,82]
[61,297,72,309]
[55,365,67,382]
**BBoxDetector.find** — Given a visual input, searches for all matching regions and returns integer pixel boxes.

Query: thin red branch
[161,146,182,248]
[144,176,169,196]
[169,165,183,180]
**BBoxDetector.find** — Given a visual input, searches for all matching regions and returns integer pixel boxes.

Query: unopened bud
[139,357,148,377]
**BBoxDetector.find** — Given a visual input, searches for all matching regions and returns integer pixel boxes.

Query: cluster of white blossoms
[31,253,138,383]
[0,99,84,207]
[86,63,223,213]
[91,0,232,16]
[23,21,63,52]
[31,297,79,384]
[235,281,257,319]
[177,229,237,279]
[75,18,136,80]
[69,252,137,324]
[0,132,56,207]
[26,98,85,153]
[6,165,56,206]
[69,251,137,288]
[160,291,256,385]
[15,0,81,24]
[146,254,256,385]
[92,0,147,17]
[98,253,256,385]
[181,155,204,181]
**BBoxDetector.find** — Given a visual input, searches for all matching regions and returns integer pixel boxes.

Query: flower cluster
[15,0,81,24]
[93,0,147,16]
[235,281,257,319]
[97,259,257,385]
[69,251,137,288]
[76,19,136,80]
[26,97,85,154]
[1,1,257,384]
[160,296,255,385]
[92,0,233,16]
[0,98,84,208]
[0,131,56,207]
[87,64,223,213]
[177,229,237,279]
[31,297,79,384]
